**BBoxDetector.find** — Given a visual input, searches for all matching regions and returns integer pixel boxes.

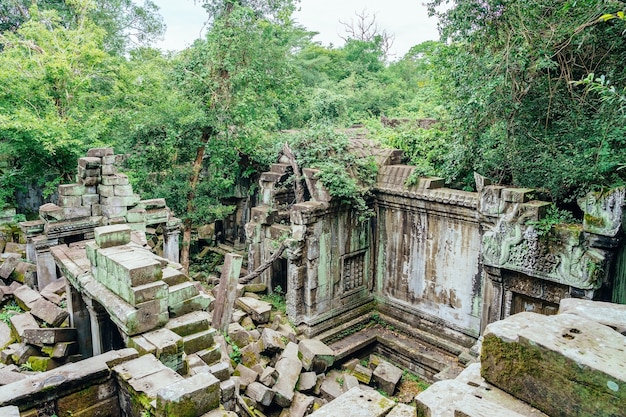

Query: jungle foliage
[1,0,625,232]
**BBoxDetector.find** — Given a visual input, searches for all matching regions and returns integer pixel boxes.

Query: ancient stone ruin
[0,138,625,417]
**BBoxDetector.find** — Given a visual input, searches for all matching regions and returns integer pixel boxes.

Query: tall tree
[427,0,626,201]
[168,0,304,271]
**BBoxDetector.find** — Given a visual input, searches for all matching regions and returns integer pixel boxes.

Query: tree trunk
[239,240,287,284]
[281,142,305,204]
[181,130,210,273]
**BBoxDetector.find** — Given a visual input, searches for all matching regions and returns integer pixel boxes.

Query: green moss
[584,213,605,228]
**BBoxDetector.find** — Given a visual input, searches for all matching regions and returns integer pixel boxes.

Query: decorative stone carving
[578,187,626,237]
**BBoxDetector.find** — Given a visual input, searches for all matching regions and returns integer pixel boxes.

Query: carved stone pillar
[33,235,59,290]
[481,265,504,334]
[19,220,44,264]
[163,219,181,264]
[85,298,110,356]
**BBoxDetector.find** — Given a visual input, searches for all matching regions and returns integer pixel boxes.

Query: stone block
[286,392,315,417]
[101,154,118,164]
[183,329,215,355]
[87,148,114,157]
[108,216,127,225]
[63,206,92,219]
[101,205,128,218]
[0,255,20,280]
[559,298,626,335]
[22,328,77,347]
[310,387,395,417]
[100,174,129,186]
[119,280,168,306]
[161,267,188,286]
[101,195,140,207]
[111,256,163,287]
[101,164,118,175]
[79,157,102,168]
[259,327,286,354]
[239,341,261,368]
[0,322,14,350]
[126,208,146,223]
[139,198,167,209]
[0,406,19,417]
[260,366,279,387]
[98,185,115,197]
[481,312,626,417]
[39,203,65,221]
[141,328,183,370]
[186,353,211,375]
[353,363,373,384]
[273,342,302,407]
[386,403,417,417]
[236,297,272,324]
[79,175,101,186]
[373,360,403,396]
[29,297,69,326]
[220,378,237,403]
[94,225,132,248]
[12,343,40,365]
[208,361,230,381]
[155,372,220,417]
[299,339,335,374]
[246,381,275,407]
[91,203,102,216]
[168,281,200,306]
[145,208,170,225]
[197,345,221,366]
[127,336,157,356]
[11,261,35,285]
[58,184,86,196]
[169,293,212,317]
[165,311,212,337]
[235,364,259,389]
[320,370,345,401]
[82,194,100,206]
[0,365,26,385]
[228,322,253,348]
[114,185,134,197]
[9,312,39,341]
[47,341,78,358]
[58,195,82,207]
[12,284,41,309]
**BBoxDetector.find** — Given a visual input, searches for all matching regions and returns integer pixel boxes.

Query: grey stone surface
[29,297,68,327]
[298,338,335,373]
[0,406,19,417]
[286,392,315,417]
[22,328,77,347]
[236,297,272,324]
[9,312,38,340]
[482,312,626,417]
[245,381,275,406]
[234,364,258,389]
[309,387,395,417]
[386,403,417,417]
[372,360,403,396]
[297,371,317,393]
[156,372,220,417]
[559,298,626,334]
[0,323,13,350]
[259,327,286,354]
[273,341,302,407]
[320,370,345,402]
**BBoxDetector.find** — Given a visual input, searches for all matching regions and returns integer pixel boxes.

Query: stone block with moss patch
[155,372,220,417]
[481,312,626,417]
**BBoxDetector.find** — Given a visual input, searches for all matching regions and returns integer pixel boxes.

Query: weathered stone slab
[58,195,82,207]
[309,387,395,417]
[197,345,221,366]
[386,403,417,417]
[169,293,212,317]
[416,363,547,417]
[0,322,14,350]
[156,372,220,417]
[9,312,38,340]
[372,360,403,396]
[168,281,199,306]
[12,284,41,309]
[22,328,77,347]
[29,297,68,326]
[352,363,372,384]
[165,311,211,337]
[234,364,259,389]
[297,371,317,393]
[100,174,129,186]
[0,405,19,417]
[139,198,167,209]
[0,255,20,280]
[161,267,188,286]
[212,254,243,333]
[236,297,271,324]
[481,312,626,417]
[94,225,132,248]
[0,365,26,386]
[259,327,286,355]
[182,329,216,355]
[273,342,302,407]
[320,370,345,401]
[259,366,278,387]
[87,148,114,158]
[39,203,65,221]
[246,381,275,407]
[11,343,39,365]
[299,339,335,373]
[559,298,626,334]
[142,328,183,370]
[101,195,140,207]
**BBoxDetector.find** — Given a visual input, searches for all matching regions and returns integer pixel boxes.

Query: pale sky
[152,0,440,59]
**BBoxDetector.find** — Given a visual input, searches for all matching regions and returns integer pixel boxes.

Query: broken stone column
[481,312,626,417]
[163,220,181,264]
[212,253,243,333]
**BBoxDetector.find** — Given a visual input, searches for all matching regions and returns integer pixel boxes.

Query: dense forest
[1,0,625,234]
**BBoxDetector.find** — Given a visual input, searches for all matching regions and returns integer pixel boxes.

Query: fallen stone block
[259,327,286,354]
[0,405,19,416]
[481,312,626,417]
[228,322,253,348]
[26,355,62,372]
[165,311,212,337]
[310,386,395,417]
[100,174,129,186]
[352,363,373,384]
[183,328,215,355]
[260,366,279,387]
[9,312,39,341]
[12,284,41,309]
[197,345,222,366]
[11,343,40,365]
[285,392,315,417]
[29,297,69,327]
[209,361,230,382]
[168,281,200,306]
[42,341,78,359]
[169,293,213,317]
[236,297,272,324]
[297,371,317,393]
[94,224,132,248]
[239,341,262,368]
[10,262,36,285]
[559,298,626,334]
[273,342,303,407]
[0,322,14,350]
[320,370,345,402]
[142,328,184,371]
[299,338,335,373]
[373,360,403,396]
[156,372,220,417]
[186,354,212,375]
[87,148,113,157]
[235,364,259,389]
[0,255,20,280]
[39,203,65,222]
[22,328,77,347]
[246,381,275,407]
[386,403,417,417]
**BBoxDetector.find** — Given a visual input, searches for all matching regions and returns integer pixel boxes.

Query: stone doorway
[511,292,558,316]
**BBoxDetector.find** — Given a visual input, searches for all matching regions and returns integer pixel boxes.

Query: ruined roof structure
[1,144,625,416]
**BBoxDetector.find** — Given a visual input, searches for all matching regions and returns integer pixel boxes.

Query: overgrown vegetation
[0,300,23,325]
[260,285,287,315]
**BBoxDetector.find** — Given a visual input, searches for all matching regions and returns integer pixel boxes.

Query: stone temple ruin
[0,137,625,417]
